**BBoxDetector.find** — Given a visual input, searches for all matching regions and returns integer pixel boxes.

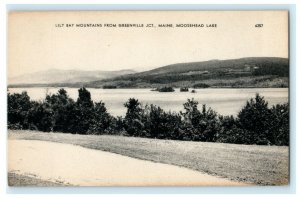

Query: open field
[8,130,289,185]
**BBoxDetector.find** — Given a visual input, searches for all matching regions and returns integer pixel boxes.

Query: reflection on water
[8,88,289,117]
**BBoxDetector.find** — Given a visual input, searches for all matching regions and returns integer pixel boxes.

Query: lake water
[8,88,288,117]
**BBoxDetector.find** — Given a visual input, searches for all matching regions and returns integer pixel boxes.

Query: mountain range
[9,69,135,85]
[8,57,289,88]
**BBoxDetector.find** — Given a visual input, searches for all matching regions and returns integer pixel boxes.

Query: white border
[1,0,299,197]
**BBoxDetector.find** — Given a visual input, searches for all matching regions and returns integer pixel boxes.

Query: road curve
[8,140,247,186]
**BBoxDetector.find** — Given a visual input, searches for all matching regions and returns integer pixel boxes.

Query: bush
[88,101,112,134]
[27,100,53,132]
[8,88,116,135]
[7,89,289,146]
[109,116,126,135]
[181,99,220,142]
[71,87,94,134]
[269,103,289,145]
[143,104,182,139]
[45,89,77,132]
[123,98,145,136]
[217,115,246,144]
[7,122,23,130]
[237,94,273,145]
[7,92,32,129]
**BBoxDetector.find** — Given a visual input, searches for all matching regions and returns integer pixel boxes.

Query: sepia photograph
[7,10,289,187]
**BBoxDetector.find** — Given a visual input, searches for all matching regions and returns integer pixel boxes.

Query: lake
[8,88,288,117]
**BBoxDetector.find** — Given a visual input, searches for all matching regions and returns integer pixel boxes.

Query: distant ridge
[8,57,289,88]
[134,57,288,76]
[82,57,288,88]
[9,69,136,85]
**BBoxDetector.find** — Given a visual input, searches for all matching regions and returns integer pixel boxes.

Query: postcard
[7,11,289,186]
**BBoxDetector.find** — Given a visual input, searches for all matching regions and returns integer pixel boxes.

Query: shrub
[72,87,94,134]
[7,122,23,130]
[181,99,220,142]
[143,104,182,139]
[44,89,76,132]
[7,89,289,146]
[27,100,53,132]
[269,103,289,145]
[109,116,126,135]
[123,98,145,136]
[237,94,273,145]
[8,91,32,129]
[88,101,112,134]
[217,115,246,144]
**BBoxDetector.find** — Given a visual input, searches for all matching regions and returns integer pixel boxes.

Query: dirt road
[8,139,247,186]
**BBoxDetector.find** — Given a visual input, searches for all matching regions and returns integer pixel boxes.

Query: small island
[152,86,175,92]
[180,87,189,92]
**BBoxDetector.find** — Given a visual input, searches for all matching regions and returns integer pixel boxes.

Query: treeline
[253,62,289,77]
[7,88,289,146]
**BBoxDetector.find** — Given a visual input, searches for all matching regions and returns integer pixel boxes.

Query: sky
[8,11,288,77]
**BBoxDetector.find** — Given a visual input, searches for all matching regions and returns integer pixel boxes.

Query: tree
[88,101,112,134]
[72,87,94,134]
[123,98,144,136]
[181,99,220,142]
[27,100,53,132]
[217,115,246,144]
[7,91,32,129]
[143,104,182,139]
[77,87,93,108]
[269,103,289,145]
[237,94,272,145]
[43,89,75,132]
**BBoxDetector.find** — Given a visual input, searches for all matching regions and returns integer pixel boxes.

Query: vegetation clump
[8,88,289,146]
[157,86,175,92]
[180,87,189,92]
[103,85,117,89]
[193,83,210,88]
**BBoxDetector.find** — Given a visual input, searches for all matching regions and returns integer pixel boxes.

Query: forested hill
[137,57,288,76]
[85,57,289,88]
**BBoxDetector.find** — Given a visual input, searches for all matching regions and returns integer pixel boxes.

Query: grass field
[8,172,69,186]
[8,130,289,185]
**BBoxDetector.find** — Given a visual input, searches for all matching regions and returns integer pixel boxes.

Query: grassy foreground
[8,130,289,185]
[8,172,69,186]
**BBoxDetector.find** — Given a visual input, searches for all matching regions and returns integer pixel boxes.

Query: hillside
[8,57,289,88]
[138,57,288,75]
[8,69,135,85]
